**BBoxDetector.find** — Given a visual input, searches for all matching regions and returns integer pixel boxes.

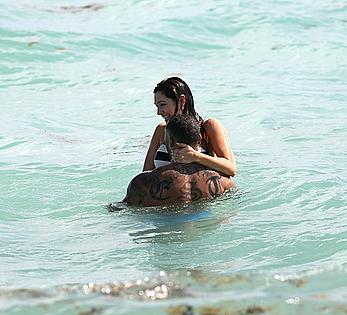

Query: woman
[143,77,237,177]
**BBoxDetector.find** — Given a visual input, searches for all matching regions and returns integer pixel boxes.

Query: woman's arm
[142,123,165,171]
[173,118,237,177]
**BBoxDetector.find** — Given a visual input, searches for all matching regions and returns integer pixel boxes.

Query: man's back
[124,163,234,207]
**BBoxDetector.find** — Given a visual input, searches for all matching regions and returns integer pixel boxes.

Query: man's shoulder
[131,165,179,183]
[171,162,206,175]
[157,162,222,179]
[191,168,223,181]
[137,164,226,181]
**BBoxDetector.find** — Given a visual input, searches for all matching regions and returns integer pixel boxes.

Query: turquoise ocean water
[1,1,347,314]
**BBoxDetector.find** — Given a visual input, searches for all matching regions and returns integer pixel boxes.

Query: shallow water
[1,1,347,314]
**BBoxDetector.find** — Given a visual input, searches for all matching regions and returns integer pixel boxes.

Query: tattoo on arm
[149,178,172,201]
[206,175,222,198]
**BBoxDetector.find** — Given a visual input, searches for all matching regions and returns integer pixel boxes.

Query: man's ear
[178,94,186,112]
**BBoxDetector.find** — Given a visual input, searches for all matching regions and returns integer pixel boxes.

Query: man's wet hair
[166,114,200,145]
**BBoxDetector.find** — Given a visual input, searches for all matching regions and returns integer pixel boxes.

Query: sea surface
[1,1,347,314]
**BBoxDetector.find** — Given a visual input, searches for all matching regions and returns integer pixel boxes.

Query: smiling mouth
[163,115,170,123]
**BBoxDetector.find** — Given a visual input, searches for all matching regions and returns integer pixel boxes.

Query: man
[123,115,234,207]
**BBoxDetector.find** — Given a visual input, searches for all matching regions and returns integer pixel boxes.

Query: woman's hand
[171,143,198,163]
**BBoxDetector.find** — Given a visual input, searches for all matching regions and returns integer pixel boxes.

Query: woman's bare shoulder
[203,117,223,132]
[152,122,166,140]
[158,121,167,127]
[154,121,166,132]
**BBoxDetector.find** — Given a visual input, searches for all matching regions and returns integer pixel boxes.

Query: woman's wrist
[193,150,202,163]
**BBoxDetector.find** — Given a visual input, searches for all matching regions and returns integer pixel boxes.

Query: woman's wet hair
[166,115,200,145]
[154,77,209,152]
[153,77,200,119]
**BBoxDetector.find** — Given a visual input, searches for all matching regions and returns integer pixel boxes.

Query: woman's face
[154,91,178,123]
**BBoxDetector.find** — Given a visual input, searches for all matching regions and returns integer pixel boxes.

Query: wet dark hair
[154,77,209,152]
[166,115,200,145]
[153,77,201,120]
